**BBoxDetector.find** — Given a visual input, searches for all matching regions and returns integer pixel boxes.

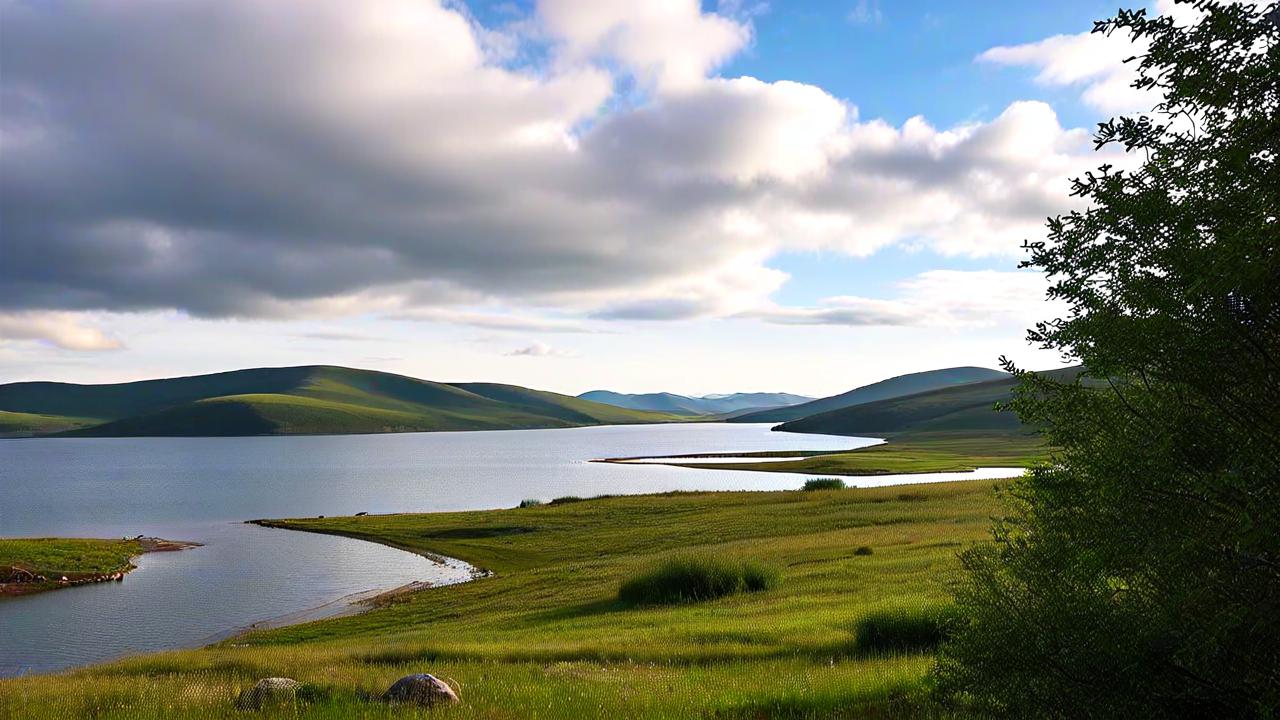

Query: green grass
[1,480,1003,718]
[0,365,685,438]
[618,554,779,605]
[655,431,1048,477]
[0,410,100,437]
[0,538,143,583]
[853,604,960,655]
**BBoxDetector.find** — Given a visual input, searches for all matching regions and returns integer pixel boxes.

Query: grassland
[0,410,97,437]
[0,538,144,594]
[0,366,684,438]
[605,431,1048,477]
[0,480,1006,718]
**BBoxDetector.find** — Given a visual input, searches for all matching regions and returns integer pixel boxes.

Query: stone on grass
[382,673,460,707]
[235,677,301,710]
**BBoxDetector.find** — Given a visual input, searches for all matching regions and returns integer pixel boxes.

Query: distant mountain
[576,390,813,416]
[0,366,681,438]
[776,366,1085,437]
[729,366,1009,424]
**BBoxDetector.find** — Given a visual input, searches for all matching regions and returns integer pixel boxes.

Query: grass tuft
[619,554,779,606]
[853,604,959,655]
[803,478,847,491]
[853,545,874,556]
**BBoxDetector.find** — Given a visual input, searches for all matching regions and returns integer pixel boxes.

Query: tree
[935,2,1279,717]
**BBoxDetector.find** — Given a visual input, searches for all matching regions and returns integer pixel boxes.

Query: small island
[0,537,198,597]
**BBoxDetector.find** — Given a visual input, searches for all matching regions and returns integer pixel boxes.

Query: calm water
[0,423,1013,676]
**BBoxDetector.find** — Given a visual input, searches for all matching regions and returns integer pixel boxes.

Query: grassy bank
[605,431,1047,477]
[0,538,144,595]
[1,480,1004,718]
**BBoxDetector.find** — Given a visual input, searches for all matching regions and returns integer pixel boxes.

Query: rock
[382,674,459,707]
[235,677,301,710]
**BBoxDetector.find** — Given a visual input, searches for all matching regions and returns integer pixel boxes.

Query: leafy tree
[935,2,1279,717]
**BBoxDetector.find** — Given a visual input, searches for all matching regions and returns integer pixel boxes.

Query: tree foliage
[935,2,1279,717]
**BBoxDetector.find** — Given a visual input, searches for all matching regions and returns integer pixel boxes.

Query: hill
[775,366,1084,437]
[729,367,1008,424]
[0,366,680,438]
[577,390,812,416]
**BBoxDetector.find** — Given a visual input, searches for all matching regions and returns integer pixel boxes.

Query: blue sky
[0,0,1154,395]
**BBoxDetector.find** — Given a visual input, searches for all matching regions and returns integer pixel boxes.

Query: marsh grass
[854,604,960,655]
[618,555,779,605]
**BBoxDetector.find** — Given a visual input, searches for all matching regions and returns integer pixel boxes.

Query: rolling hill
[728,367,1008,424]
[576,390,813,416]
[775,366,1085,437]
[0,366,681,438]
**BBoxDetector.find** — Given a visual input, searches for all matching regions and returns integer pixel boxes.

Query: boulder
[382,674,459,707]
[235,677,301,710]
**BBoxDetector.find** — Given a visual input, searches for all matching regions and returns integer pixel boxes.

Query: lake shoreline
[0,537,200,598]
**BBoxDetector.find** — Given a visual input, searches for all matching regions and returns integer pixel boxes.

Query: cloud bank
[1,0,1107,329]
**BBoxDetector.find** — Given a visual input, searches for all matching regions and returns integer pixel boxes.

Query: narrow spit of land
[597,430,1048,476]
[0,537,199,597]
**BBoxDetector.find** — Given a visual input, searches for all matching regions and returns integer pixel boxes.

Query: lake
[0,423,1016,676]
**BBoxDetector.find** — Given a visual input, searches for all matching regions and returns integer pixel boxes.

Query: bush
[517,498,543,508]
[853,545,874,556]
[803,478,846,491]
[854,605,958,654]
[618,555,779,605]
[548,496,584,505]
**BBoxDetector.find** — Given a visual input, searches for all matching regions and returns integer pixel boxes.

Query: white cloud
[848,0,883,26]
[0,312,124,351]
[744,270,1066,328]
[539,0,750,91]
[979,31,1151,114]
[1,0,1108,331]
[504,341,573,357]
[975,0,1222,115]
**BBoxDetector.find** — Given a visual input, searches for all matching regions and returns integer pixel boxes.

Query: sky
[0,0,1172,396]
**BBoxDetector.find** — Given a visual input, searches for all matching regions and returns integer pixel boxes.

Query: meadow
[613,431,1047,476]
[0,479,1004,718]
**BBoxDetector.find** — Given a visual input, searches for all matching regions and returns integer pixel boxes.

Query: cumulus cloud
[744,270,1065,328]
[0,0,1106,327]
[0,312,124,351]
[504,341,573,357]
[977,0,1211,115]
[539,0,750,91]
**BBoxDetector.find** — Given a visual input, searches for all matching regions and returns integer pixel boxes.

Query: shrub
[548,496,584,505]
[619,555,779,605]
[854,604,958,654]
[853,545,874,556]
[517,498,543,508]
[803,478,846,491]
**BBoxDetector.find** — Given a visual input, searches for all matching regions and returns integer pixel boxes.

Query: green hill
[775,366,1084,437]
[0,366,681,438]
[730,367,1008,424]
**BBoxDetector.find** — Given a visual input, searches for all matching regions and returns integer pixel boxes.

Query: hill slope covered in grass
[729,366,1008,424]
[0,366,680,438]
[578,390,813,415]
[776,366,1085,437]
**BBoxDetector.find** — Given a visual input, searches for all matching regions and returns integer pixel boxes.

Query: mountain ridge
[576,390,813,416]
